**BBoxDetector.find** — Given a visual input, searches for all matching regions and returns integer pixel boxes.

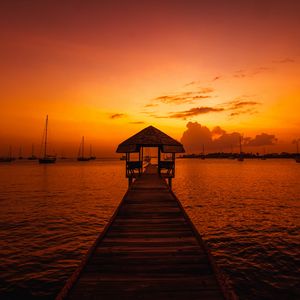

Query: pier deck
[58,165,234,300]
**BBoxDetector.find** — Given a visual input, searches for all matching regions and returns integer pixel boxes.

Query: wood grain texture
[57,165,235,300]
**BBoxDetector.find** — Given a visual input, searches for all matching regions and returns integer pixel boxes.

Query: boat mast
[9,145,12,159]
[82,136,84,158]
[239,136,242,154]
[44,115,48,158]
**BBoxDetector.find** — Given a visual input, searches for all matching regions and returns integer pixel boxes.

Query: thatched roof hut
[116,126,185,153]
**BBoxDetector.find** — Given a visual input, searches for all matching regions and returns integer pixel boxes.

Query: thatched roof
[116,126,185,153]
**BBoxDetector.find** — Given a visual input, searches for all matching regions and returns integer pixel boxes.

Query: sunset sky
[0,0,299,156]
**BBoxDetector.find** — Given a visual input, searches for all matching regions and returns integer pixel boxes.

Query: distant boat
[200,144,205,160]
[18,146,23,160]
[28,144,37,160]
[120,155,126,161]
[237,135,244,162]
[89,144,96,160]
[39,115,56,164]
[77,136,90,161]
[260,148,267,160]
[295,140,300,163]
[0,146,14,162]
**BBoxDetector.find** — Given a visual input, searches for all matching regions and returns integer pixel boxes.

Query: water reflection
[173,159,300,299]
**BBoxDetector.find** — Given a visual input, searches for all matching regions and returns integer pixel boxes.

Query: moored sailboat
[39,115,56,164]
[0,146,14,162]
[295,140,300,163]
[237,135,244,161]
[28,144,37,160]
[77,136,90,161]
[89,144,96,160]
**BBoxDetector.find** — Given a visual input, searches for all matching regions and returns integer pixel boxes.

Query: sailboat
[28,144,37,160]
[261,148,267,160]
[0,146,14,162]
[237,135,244,161]
[295,140,300,163]
[18,146,23,160]
[89,144,96,160]
[77,136,90,161]
[39,115,56,164]
[200,144,205,160]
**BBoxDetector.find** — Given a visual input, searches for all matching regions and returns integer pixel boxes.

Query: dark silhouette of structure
[116,125,185,187]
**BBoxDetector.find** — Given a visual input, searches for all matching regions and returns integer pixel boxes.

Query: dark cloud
[181,122,277,153]
[224,98,260,117]
[181,122,241,152]
[168,107,224,119]
[233,67,272,78]
[148,97,259,119]
[129,121,145,124]
[233,70,247,78]
[153,87,214,104]
[229,101,259,109]
[272,58,295,64]
[110,113,125,119]
[184,81,198,87]
[244,133,277,146]
[144,103,158,108]
[229,108,257,117]
[211,126,226,137]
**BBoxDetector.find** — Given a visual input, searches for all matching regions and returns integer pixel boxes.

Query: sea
[0,159,299,300]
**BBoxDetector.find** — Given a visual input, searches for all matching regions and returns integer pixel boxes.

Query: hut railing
[126,161,142,177]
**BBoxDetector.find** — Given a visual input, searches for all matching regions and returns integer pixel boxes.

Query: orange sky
[0,0,299,156]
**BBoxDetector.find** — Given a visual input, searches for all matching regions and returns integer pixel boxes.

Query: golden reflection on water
[0,159,299,299]
[173,159,300,299]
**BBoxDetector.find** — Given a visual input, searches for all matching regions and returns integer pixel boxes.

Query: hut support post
[141,147,144,171]
[172,153,175,177]
[138,148,141,174]
[158,148,161,174]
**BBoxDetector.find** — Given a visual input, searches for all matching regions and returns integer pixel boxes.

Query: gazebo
[116,125,185,186]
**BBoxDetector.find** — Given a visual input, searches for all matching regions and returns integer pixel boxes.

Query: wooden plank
[56,165,236,300]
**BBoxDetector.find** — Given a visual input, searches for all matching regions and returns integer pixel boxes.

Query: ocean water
[0,159,299,299]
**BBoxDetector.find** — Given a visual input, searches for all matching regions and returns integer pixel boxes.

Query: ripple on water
[0,159,299,299]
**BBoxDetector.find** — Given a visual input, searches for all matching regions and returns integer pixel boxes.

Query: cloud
[272,58,295,64]
[168,106,224,119]
[110,113,125,119]
[223,97,260,117]
[212,76,222,81]
[229,101,259,109]
[181,122,241,152]
[184,81,197,87]
[233,67,272,78]
[152,87,214,105]
[244,133,277,146]
[180,122,277,153]
[129,121,145,124]
[211,126,226,137]
[229,108,257,117]
[144,103,158,108]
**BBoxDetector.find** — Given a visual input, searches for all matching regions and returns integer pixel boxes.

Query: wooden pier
[57,164,236,300]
